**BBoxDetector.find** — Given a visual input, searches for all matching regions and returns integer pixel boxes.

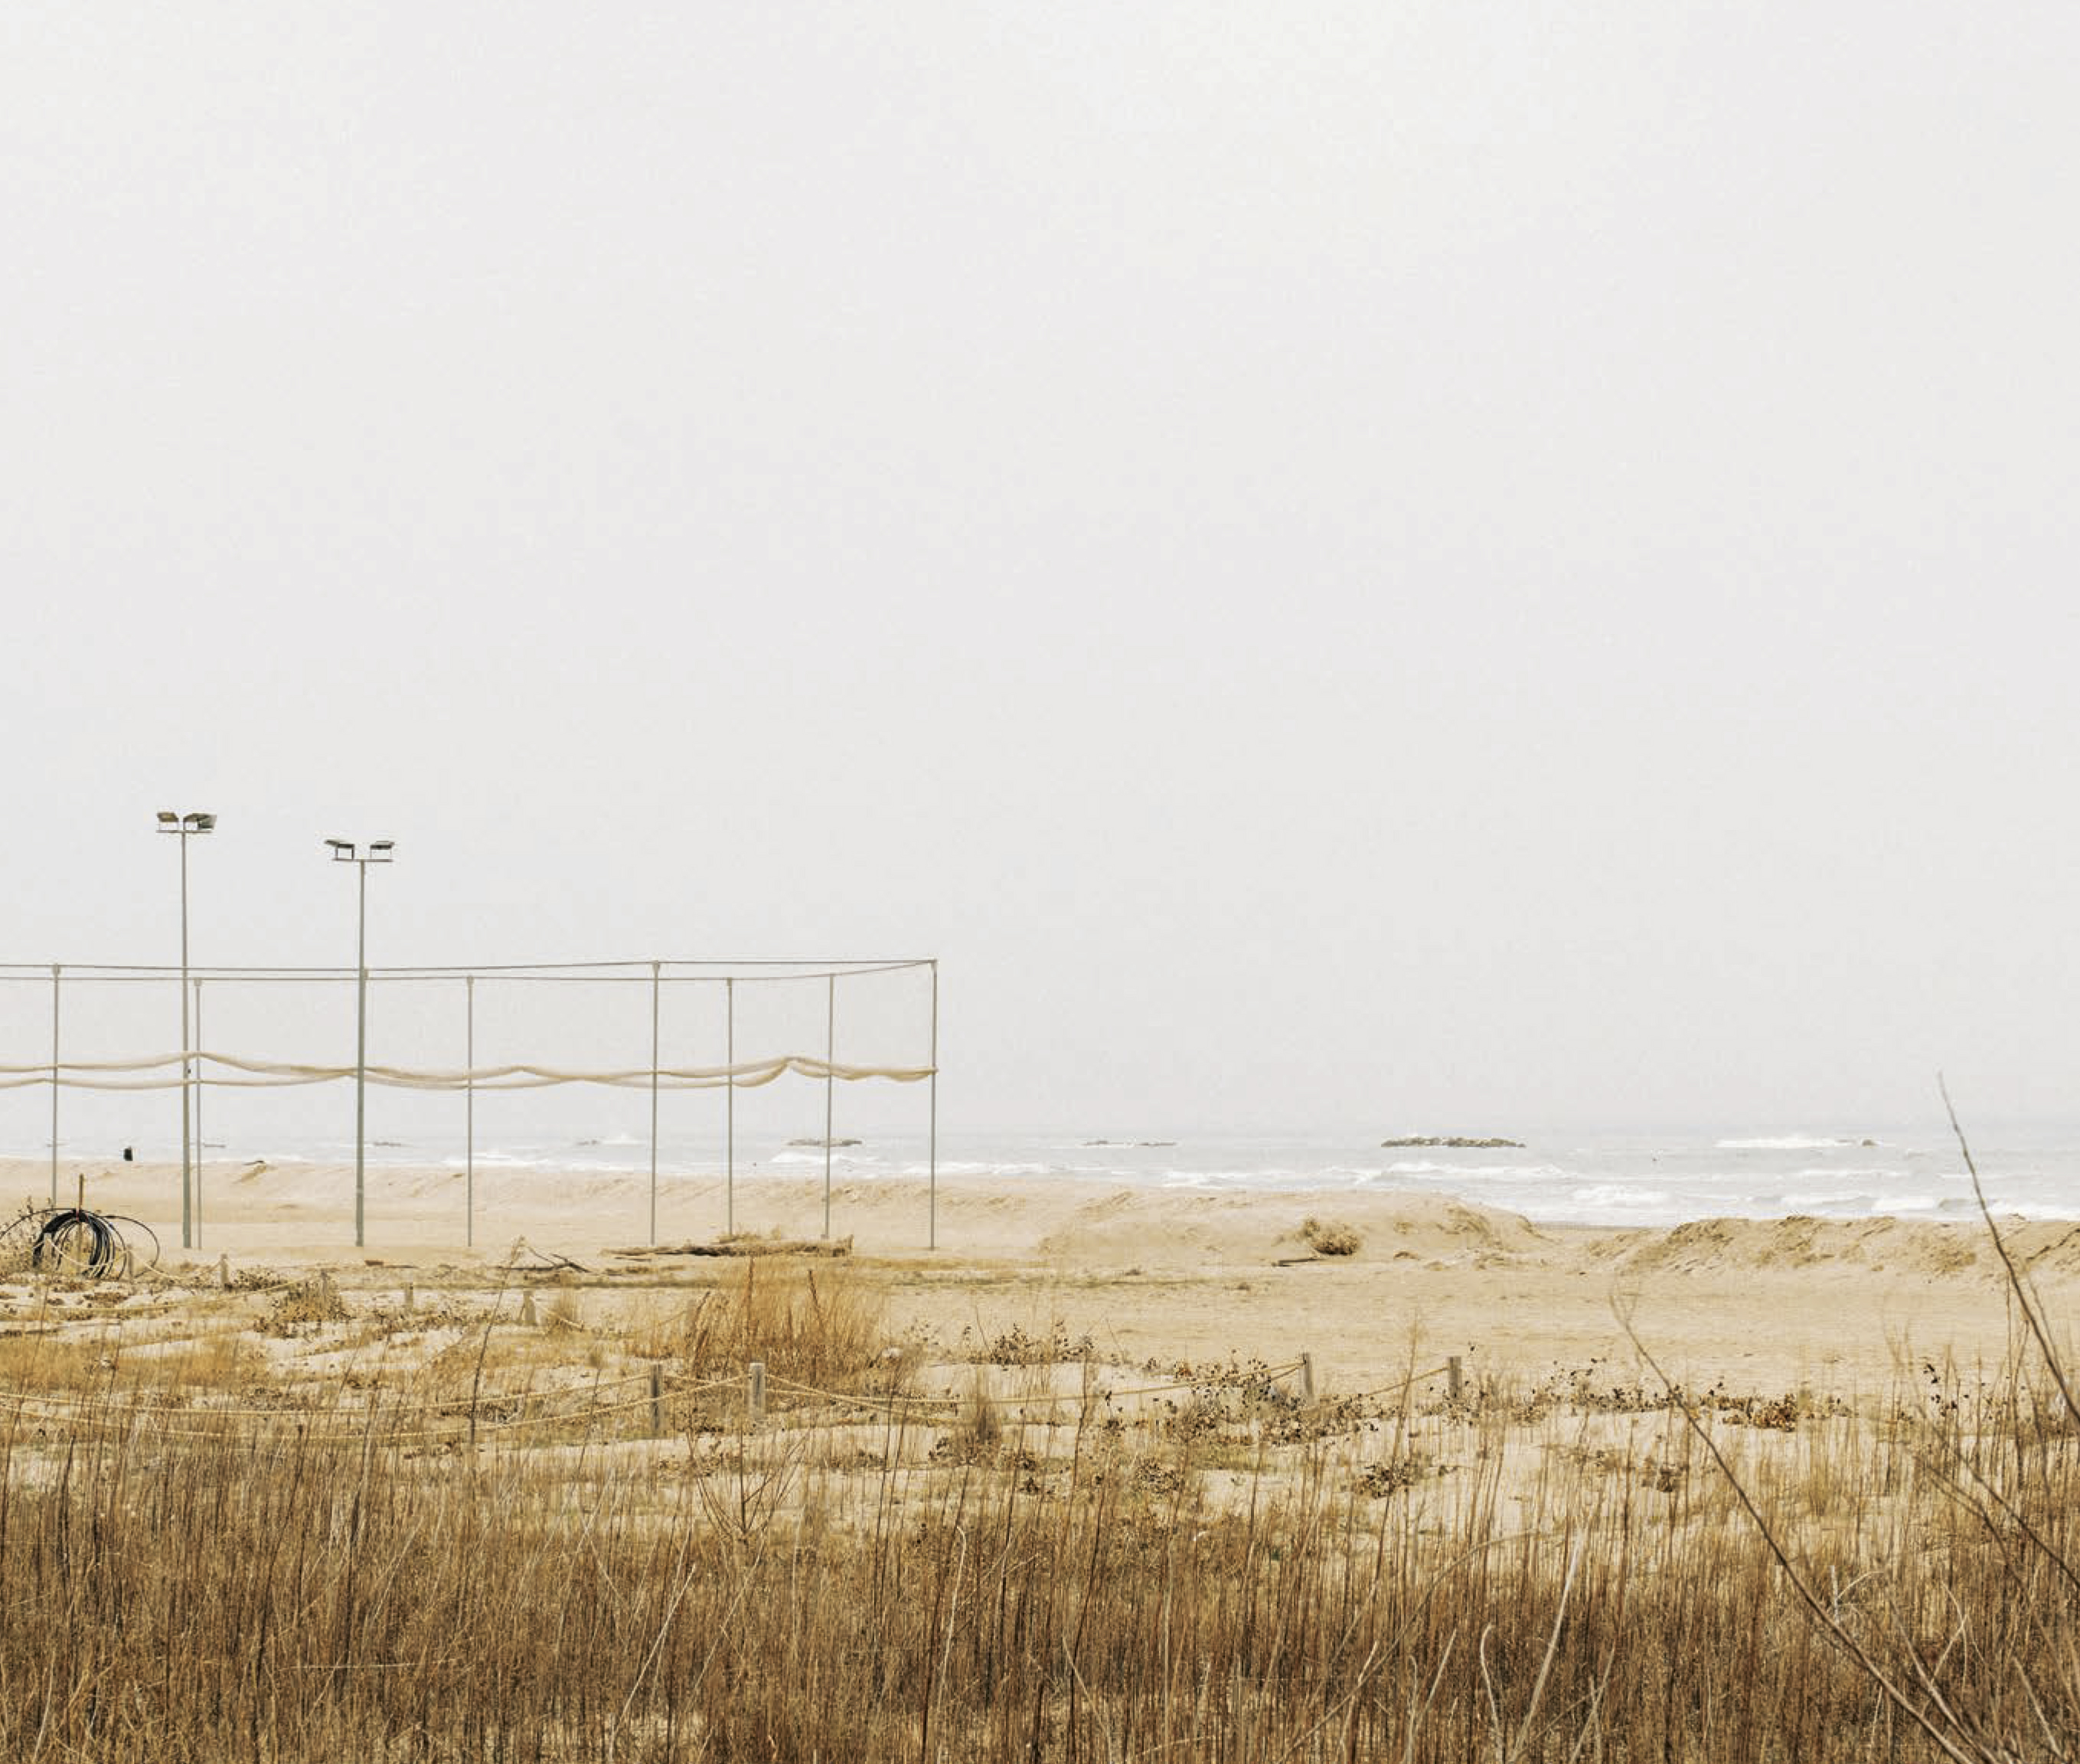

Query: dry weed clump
[260,1273,351,1334]
[670,1259,892,1394]
[1353,1452,1432,1497]
[964,1316,1097,1366]
[928,1373,1009,1465]
[1299,1214,1362,1255]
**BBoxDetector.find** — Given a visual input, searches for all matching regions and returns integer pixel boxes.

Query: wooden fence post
[748,1360,766,1427]
[1448,1356,1464,1404]
[1299,1351,1315,1405]
[650,1364,664,1438]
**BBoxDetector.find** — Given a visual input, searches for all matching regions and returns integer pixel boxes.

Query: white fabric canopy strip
[0,1051,933,1092]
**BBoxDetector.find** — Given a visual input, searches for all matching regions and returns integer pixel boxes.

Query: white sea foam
[1383,1160,1556,1181]
[1976,1200,2072,1220]
[61,1123,2080,1230]
[1571,1184,1670,1211]
[929,1160,1053,1178]
[1716,1135,1861,1151]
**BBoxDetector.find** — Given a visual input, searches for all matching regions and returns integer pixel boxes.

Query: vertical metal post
[465,974,475,1249]
[823,972,834,1240]
[327,838,390,1248]
[648,959,661,1246]
[179,831,193,1248]
[929,959,939,1252]
[193,978,204,1248]
[354,861,367,1249]
[161,814,214,1241]
[725,977,735,1237]
[48,965,60,1206]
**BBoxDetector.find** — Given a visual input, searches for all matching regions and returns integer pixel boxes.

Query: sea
[60,1121,2079,1230]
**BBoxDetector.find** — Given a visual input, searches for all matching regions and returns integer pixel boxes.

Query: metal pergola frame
[2,957,940,1251]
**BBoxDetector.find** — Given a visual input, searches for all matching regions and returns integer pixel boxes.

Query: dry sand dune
[7,1156,2075,1405]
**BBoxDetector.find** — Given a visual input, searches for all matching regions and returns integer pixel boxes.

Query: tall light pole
[157,810,216,1249]
[327,838,394,1247]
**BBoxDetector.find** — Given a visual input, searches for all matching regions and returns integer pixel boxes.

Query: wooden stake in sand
[747,1360,766,1428]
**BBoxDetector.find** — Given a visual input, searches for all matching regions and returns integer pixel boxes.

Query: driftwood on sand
[608,1235,854,1259]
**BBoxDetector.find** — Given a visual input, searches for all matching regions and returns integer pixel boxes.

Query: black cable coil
[2,1204,161,1279]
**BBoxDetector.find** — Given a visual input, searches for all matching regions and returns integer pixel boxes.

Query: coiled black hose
[35,1208,125,1276]
[1,1204,160,1278]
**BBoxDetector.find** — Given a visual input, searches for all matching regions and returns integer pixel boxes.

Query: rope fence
[0,1350,1442,1451]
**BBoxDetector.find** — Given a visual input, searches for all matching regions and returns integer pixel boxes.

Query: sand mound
[1601,1214,1994,1277]
[1589,1212,2080,1282]
[1032,1187,1552,1270]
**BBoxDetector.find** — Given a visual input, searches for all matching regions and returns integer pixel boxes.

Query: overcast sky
[5,4,2076,1137]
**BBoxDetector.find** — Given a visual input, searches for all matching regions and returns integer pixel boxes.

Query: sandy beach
[10,1154,2075,1405]
[9,1151,2080,1759]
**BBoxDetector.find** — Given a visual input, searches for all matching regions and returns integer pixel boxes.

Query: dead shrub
[1299,1216,1361,1256]
[966,1318,1096,1366]
[261,1276,350,1335]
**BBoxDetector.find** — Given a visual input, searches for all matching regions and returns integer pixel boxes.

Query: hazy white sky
[5,4,2076,1135]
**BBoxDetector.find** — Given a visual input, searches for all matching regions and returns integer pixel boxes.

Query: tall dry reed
[0,1350,2073,1757]
[0,1241,2074,1759]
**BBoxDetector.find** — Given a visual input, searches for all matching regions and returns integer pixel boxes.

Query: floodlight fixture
[157,811,178,825]
[325,838,354,858]
[368,840,395,859]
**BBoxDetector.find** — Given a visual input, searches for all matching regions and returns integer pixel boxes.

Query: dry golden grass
[0,1253,2074,1761]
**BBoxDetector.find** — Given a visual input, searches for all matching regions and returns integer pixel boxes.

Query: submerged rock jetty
[1381,1135,1526,1149]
